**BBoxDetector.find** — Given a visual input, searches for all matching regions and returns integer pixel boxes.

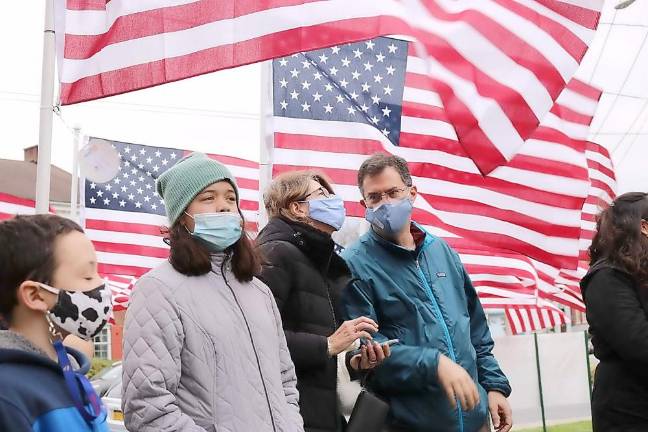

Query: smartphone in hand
[349,339,399,357]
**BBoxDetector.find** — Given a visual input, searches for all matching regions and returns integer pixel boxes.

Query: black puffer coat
[256,217,352,432]
[581,260,648,432]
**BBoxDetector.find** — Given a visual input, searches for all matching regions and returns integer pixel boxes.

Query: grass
[88,358,114,378]
[517,421,592,432]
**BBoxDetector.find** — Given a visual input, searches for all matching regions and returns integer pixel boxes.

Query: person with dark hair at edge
[256,170,391,432]
[121,152,304,432]
[581,192,648,432]
[340,153,512,432]
[0,214,111,431]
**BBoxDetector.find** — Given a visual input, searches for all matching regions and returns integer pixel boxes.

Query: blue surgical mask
[186,212,242,252]
[365,198,413,235]
[307,196,346,231]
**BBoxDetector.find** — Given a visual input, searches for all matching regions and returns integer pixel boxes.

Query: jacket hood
[0,330,89,374]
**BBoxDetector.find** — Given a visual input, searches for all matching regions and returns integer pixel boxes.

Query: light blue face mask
[186,212,242,252]
[365,197,413,235]
[307,196,346,231]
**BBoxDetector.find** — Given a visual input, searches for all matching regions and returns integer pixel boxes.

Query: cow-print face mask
[40,283,112,340]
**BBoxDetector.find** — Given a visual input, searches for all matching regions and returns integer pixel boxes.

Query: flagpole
[35,0,56,214]
[258,60,274,229]
[69,126,81,222]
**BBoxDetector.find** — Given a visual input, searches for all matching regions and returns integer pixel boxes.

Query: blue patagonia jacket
[0,331,109,432]
[341,225,511,432]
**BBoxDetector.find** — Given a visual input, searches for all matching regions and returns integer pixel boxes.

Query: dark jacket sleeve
[341,278,441,393]
[584,269,648,364]
[0,396,33,431]
[462,265,512,397]
[257,241,329,370]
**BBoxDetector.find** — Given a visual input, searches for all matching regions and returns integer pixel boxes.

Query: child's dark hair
[0,214,83,324]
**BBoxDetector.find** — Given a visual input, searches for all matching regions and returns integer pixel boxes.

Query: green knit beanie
[156,152,238,225]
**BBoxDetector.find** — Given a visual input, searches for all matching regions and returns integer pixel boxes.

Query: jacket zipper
[218,270,278,432]
[415,259,464,432]
[324,280,338,329]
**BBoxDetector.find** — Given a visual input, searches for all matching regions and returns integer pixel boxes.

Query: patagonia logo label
[436,272,447,278]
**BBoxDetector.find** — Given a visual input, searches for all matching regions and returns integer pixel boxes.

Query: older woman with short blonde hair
[256,170,390,432]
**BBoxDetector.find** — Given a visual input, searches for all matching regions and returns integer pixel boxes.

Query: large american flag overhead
[82,139,260,277]
[55,0,603,174]
[54,0,610,334]
[271,36,602,271]
[270,35,612,334]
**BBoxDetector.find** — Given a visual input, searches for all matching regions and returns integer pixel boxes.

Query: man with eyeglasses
[340,153,512,432]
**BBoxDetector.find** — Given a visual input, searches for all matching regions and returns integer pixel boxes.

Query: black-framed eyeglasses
[365,187,409,205]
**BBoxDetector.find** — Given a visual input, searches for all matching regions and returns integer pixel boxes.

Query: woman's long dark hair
[164,210,261,283]
[589,192,648,287]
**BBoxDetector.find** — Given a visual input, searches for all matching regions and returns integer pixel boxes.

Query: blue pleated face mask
[307,196,347,231]
[365,197,413,235]
[185,212,242,252]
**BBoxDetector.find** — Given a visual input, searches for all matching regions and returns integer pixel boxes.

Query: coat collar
[366,222,435,259]
[258,217,349,277]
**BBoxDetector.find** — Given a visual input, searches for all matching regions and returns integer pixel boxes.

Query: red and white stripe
[0,193,38,220]
[391,0,602,174]
[426,256,569,334]
[453,139,616,332]
[0,193,57,220]
[553,141,616,302]
[504,299,569,335]
[55,0,602,174]
[85,151,260,278]
[103,274,136,312]
[273,72,601,271]
[579,141,616,259]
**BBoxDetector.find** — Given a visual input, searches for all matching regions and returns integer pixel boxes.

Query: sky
[0,1,646,194]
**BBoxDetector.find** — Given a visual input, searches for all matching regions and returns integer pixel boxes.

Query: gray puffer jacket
[122,255,304,432]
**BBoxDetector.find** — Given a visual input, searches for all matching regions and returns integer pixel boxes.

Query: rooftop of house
[0,146,73,203]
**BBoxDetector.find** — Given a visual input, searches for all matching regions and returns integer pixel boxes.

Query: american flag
[455,142,615,334]
[0,193,38,220]
[82,139,260,278]
[54,0,602,174]
[270,36,607,334]
[271,36,601,271]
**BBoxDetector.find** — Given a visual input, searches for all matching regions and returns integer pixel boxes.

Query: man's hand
[488,391,512,432]
[437,354,480,411]
[350,341,391,370]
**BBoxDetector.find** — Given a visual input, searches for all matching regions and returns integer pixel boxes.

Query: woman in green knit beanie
[122,152,305,432]
[155,151,258,279]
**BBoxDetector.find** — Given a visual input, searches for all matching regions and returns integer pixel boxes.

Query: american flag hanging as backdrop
[271,36,601,271]
[82,139,260,278]
[270,36,607,334]
[55,0,603,174]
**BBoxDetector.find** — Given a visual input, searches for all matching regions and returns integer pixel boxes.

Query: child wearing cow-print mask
[0,214,110,431]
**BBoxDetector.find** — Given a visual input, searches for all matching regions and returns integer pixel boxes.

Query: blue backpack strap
[53,340,104,424]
